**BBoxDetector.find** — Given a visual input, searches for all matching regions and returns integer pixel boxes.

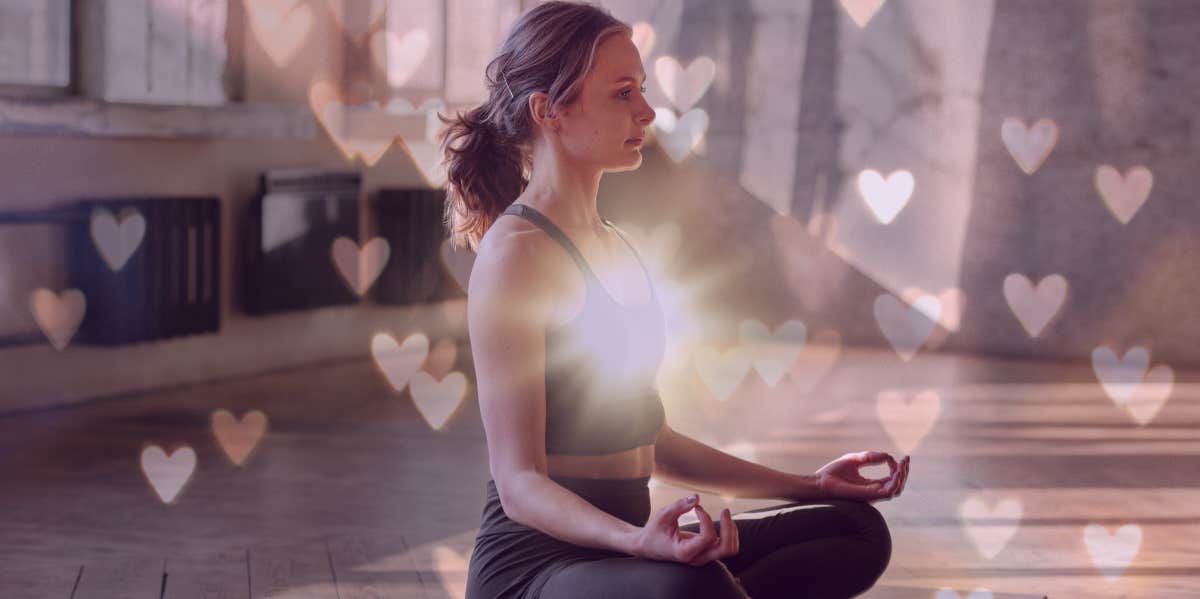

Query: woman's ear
[528,92,552,124]
[528,92,562,133]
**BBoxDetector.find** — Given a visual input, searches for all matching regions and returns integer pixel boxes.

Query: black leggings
[467,476,892,599]
[537,497,892,599]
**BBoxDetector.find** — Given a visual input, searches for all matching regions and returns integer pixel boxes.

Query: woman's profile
[437,2,910,597]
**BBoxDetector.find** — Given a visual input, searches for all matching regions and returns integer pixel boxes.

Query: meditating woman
[437,2,909,597]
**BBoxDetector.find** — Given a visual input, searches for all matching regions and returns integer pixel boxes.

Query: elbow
[494,470,536,525]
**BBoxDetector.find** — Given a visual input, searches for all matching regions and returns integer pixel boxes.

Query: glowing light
[550,291,666,394]
[309,82,440,168]
[409,370,468,430]
[959,493,1023,559]
[857,169,914,225]
[90,207,145,272]
[1095,165,1153,224]
[651,107,709,162]
[379,29,431,88]
[1003,273,1068,338]
[631,22,656,61]
[875,389,941,454]
[692,343,754,403]
[873,293,938,362]
[840,0,886,28]
[738,318,807,387]
[140,445,196,504]
[654,55,715,113]
[1084,523,1142,582]
[29,288,85,351]
[1001,117,1058,175]
[331,236,390,296]
[900,287,965,332]
[245,0,314,67]
[371,332,430,392]
[1091,346,1174,425]
[211,409,268,467]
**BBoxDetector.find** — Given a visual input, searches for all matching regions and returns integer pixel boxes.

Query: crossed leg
[537,498,891,599]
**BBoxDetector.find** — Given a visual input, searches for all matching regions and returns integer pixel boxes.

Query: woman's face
[551,33,656,172]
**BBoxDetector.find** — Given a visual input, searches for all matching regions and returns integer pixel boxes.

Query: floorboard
[1,346,1195,598]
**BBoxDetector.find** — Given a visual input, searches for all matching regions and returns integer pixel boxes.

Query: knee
[839,500,893,581]
[655,560,747,599]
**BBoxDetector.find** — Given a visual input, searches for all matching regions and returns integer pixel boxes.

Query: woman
[438,2,910,598]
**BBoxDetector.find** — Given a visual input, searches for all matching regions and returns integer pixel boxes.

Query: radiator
[241,168,361,314]
[68,197,221,345]
[374,187,460,305]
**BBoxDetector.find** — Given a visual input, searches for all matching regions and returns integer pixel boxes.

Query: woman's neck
[522,152,605,230]
[515,191,605,232]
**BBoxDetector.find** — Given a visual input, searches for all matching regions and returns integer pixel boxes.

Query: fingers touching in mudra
[635,493,740,566]
[634,451,908,568]
[816,451,911,503]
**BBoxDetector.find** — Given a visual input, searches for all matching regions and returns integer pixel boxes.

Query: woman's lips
[627,138,644,145]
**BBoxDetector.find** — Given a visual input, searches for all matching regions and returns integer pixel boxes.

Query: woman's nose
[638,102,655,126]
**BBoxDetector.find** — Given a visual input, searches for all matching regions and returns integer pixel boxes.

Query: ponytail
[437,104,528,253]
[435,1,631,253]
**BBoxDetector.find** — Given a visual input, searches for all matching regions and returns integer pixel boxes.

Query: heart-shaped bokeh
[959,492,1023,559]
[1001,117,1058,175]
[651,107,709,163]
[90,206,146,272]
[409,371,468,430]
[1003,273,1068,338]
[876,389,941,454]
[1083,523,1142,582]
[873,293,939,362]
[1095,165,1153,224]
[331,236,390,297]
[372,332,430,393]
[738,318,807,387]
[857,169,914,225]
[245,0,314,67]
[654,55,715,113]
[631,21,656,61]
[29,288,86,351]
[211,409,268,467]
[840,0,886,28]
[692,343,755,403]
[140,444,197,504]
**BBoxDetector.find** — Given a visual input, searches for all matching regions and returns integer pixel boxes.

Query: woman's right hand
[631,494,740,566]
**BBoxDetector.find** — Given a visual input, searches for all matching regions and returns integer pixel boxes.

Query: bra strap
[604,220,657,301]
[501,204,595,281]
[502,204,656,302]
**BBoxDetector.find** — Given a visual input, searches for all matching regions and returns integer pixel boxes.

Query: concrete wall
[0,1,469,413]
[4,0,1196,413]
[601,0,1200,378]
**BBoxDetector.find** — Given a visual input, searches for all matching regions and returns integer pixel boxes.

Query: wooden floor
[1,344,1196,598]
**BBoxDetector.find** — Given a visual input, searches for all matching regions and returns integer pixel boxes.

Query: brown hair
[435,1,631,252]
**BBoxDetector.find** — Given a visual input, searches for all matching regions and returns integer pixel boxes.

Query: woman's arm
[499,470,641,553]
[653,422,825,501]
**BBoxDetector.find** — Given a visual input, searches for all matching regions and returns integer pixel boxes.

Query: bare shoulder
[468,216,565,323]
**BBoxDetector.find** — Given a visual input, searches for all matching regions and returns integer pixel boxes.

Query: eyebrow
[613,73,647,85]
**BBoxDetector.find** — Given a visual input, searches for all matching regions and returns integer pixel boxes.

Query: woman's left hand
[814,451,909,503]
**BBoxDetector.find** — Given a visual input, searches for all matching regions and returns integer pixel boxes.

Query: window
[0,0,70,96]
[0,0,314,138]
